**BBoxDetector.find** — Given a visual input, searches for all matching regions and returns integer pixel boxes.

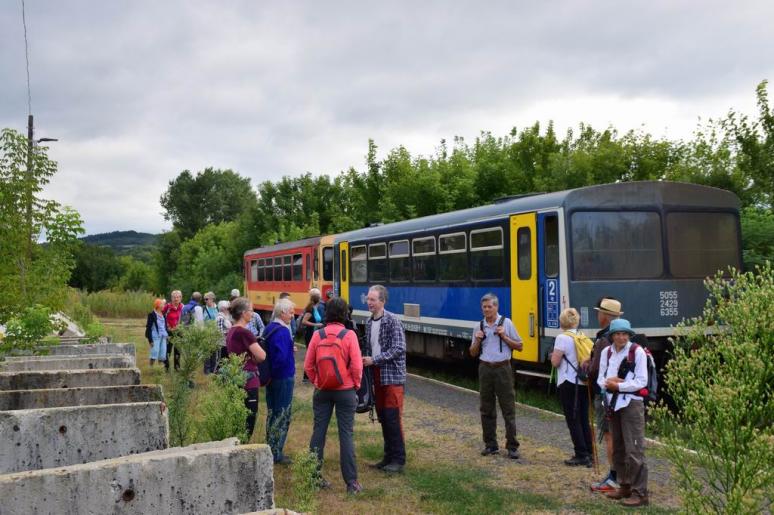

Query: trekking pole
[587,380,600,475]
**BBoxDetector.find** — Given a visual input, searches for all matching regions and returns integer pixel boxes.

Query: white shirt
[553,330,582,385]
[193,305,204,324]
[597,341,648,411]
[471,315,521,363]
[370,317,382,357]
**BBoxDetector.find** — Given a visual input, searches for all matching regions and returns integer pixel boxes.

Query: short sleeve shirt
[553,330,581,385]
[226,326,259,389]
[472,315,521,363]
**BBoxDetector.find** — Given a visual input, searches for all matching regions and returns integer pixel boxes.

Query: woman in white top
[550,307,593,467]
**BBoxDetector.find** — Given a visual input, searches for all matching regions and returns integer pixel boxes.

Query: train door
[339,241,350,302]
[510,213,538,362]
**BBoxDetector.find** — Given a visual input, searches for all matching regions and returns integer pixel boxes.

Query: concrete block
[0,385,163,410]
[0,368,141,391]
[0,402,169,474]
[0,442,274,514]
[0,355,135,372]
[42,342,135,357]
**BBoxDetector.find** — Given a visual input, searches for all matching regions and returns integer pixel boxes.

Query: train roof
[334,181,740,243]
[244,236,321,257]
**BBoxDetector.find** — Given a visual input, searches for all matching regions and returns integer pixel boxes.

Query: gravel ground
[404,372,681,510]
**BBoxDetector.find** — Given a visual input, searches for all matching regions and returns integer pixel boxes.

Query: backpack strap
[317,327,327,340]
[336,329,349,340]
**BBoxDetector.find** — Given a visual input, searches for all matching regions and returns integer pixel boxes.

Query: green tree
[69,243,124,291]
[740,207,774,269]
[652,264,773,513]
[0,128,84,322]
[160,168,257,239]
[153,229,183,296]
[170,221,244,299]
[117,256,154,292]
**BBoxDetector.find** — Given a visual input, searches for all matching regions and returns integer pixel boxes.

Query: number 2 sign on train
[243,181,742,374]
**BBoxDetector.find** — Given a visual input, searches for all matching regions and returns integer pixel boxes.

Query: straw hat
[594,298,623,316]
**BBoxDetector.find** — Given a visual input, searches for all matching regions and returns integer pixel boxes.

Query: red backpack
[314,328,350,390]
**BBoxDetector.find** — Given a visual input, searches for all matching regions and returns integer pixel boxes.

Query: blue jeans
[151,336,167,361]
[266,377,294,461]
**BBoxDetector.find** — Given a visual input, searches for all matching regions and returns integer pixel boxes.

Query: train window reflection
[517,228,531,280]
[258,259,265,282]
[667,212,740,277]
[389,240,410,282]
[251,260,258,282]
[293,254,303,281]
[471,227,503,281]
[571,211,662,280]
[368,243,387,282]
[323,246,334,281]
[283,255,292,281]
[274,257,282,282]
[412,237,436,282]
[351,245,367,283]
[544,215,559,278]
[439,232,467,282]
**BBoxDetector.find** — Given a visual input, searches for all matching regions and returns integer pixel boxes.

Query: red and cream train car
[243,235,336,319]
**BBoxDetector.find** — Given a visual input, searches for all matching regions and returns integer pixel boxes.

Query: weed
[289,450,320,513]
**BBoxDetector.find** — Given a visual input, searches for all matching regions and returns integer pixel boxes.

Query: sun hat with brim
[608,318,635,336]
[594,298,624,316]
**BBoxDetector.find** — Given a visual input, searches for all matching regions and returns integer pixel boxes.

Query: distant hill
[81,231,158,262]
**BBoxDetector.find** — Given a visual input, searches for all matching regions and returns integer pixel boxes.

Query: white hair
[273,298,295,320]
[217,300,230,311]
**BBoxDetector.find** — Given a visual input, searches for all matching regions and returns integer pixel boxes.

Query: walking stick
[587,379,600,475]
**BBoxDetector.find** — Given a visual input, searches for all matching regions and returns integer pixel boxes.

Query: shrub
[166,323,222,446]
[651,263,773,514]
[0,305,64,357]
[290,450,321,513]
[196,354,249,443]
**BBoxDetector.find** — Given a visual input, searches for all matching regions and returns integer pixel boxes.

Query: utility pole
[20,114,35,299]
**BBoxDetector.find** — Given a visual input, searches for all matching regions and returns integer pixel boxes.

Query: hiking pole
[587,380,600,475]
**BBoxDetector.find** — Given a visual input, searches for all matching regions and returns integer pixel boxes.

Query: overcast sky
[2,1,772,235]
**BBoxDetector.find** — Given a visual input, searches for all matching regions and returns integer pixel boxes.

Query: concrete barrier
[0,368,141,391]
[0,385,163,410]
[0,402,169,474]
[0,441,274,514]
[43,342,135,357]
[0,355,135,372]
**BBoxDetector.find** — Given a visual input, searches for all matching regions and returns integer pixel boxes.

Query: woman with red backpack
[304,297,363,495]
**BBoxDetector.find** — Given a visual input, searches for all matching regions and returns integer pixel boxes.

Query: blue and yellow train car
[333,181,741,369]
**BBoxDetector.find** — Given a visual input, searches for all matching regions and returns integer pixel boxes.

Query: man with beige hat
[585,297,624,492]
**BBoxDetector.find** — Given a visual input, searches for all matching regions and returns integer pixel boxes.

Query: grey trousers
[309,388,358,484]
[610,401,648,497]
[479,362,520,450]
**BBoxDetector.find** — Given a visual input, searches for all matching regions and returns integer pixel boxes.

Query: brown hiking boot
[621,495,649,507]
[606,485,632,500]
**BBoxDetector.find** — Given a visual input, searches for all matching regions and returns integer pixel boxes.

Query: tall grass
[71,289,156,318]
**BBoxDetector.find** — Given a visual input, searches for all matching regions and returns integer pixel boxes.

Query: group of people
[146,287,648,505]
[549,297,650,508]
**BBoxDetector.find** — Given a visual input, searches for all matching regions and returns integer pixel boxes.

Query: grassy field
[104,317,678,514]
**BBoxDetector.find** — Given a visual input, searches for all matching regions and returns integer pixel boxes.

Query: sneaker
[368,459,389,469]
[346,480,363,495]
[591,478,619,493]
[382,462,404,473]
[507,449,520,460]
[481,446,500,456]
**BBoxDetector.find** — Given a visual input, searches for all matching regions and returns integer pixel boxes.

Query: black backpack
[256,326,281,387]
[479,316,508,353]
[607,342,658,406]
[356,367,376,416]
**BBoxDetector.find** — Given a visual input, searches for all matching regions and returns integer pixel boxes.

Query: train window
[517,227,532,280]
[470,227,503,281]
[258,259,265,282]
[412,237,436,282]
[323,246,334,281]
[293,254,303,281]
[306,254,311,281]
[571,211,663,280]
[544,215,559,278]
[274,257,282,282]
[389,240,411,283]
[667,212,740,277]
[250,260,258,282]
[265,258,273,281]
[368,243,387,282]
[283,255,292,281]
[314,250,319,281]
[341,249,348,282]
[351,245,367,283]
[439,232,467,282]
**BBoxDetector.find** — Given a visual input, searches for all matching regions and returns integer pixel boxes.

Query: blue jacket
[264,321,295,381]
